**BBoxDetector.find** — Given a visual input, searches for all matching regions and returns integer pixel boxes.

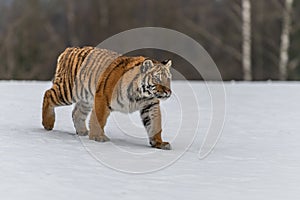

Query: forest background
[0,0,299,81]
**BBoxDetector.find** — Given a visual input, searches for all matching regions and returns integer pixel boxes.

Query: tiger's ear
[141,59,154,73]
[162,59,172,68]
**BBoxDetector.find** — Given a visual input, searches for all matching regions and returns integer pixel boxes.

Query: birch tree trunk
[242,0,252,81]
[279,0,294,80]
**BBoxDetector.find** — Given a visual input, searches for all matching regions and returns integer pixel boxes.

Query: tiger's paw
[89,134,110,142]
[150,141,172,150]
[42,120,54,131]
[77,130,89,136]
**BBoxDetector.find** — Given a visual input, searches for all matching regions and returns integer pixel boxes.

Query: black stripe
[79,108,90,116]
[54,85,63,104]
[103,58,142,92]
[73,60,79,79]
[58,82,68,104]
[47,89,56,106]
[80,103,91,110]
[141,102,158,116]
[102,59,125,92]
[89,50,101,68]
[116,78,124,107]
[100,57,140,92]
[63,49,76,102]
[60,49,70,68]
[116,98,124,108]
[58,83,68,105]
[80,86,86,101]
[127,73,141,102]
[86,51,102,76]
[66,75,73,102]
[71,49,84,82]
[85,89,89,100]
[136,97,154,102]
[87,67,96,96]
[62,81,70,104]
[82,64,90,82]
[87,52,103,95]
[72,80,78,102]
[142,73,149,84]
[72,49,84,82]
[68,50,78,74]
[104,59,141,107]
[142,116,151,127]
[87,67,95,95]
[102,56,116,70]
[64,48,75,72]
[50,88,61,105]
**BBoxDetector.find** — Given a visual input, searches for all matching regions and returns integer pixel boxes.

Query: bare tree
[279,0,294,80]
[241,0,252,81]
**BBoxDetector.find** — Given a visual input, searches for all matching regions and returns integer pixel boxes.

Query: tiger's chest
[111,100,140,113]
[110,96,144,113]
[110,91,157,113]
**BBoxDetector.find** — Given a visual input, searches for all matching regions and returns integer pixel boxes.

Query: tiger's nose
[164,87,172,97]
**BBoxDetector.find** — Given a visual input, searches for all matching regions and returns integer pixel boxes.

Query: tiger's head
[139,59,172,100]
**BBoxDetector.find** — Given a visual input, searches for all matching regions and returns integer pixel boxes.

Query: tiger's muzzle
[155,84,172,99]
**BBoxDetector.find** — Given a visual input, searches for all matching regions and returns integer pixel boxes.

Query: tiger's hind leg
[72,101,92,136]
[42,89,57,130]
[42,83,72,131]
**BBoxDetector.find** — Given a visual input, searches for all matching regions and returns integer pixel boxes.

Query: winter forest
[1,0,300,81]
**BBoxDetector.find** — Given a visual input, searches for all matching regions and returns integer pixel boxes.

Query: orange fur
[42,47,171,149]
[90,56,146,140]
[150,130,164,147]
[96,56,146,103]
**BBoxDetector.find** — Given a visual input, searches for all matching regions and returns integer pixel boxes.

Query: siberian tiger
[42,47,172,150]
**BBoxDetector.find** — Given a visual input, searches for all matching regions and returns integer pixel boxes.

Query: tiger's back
[72,48,120,103]
[51,46,94,106]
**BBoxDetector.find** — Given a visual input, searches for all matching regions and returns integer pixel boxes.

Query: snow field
[0,81,300,200]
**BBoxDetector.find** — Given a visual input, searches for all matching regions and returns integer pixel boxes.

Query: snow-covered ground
[0,81,300,200]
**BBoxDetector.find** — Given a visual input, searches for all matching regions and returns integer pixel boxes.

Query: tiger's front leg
[140,102,171,150]
[89,96,111,142]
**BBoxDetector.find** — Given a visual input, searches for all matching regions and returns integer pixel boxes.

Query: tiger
[42,46,172,150]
